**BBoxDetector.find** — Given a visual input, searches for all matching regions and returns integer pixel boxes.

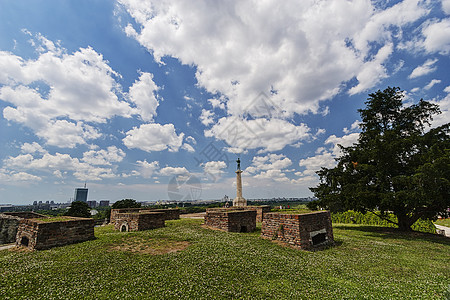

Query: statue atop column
[233,157,247,207]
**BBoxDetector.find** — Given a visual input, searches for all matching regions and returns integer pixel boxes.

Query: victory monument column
[233,157,247,207]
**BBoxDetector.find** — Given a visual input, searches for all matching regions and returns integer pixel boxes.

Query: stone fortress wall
[204,210,257,232]
[206,205,271,223]
[261,211,334,250]
[0,212,47,245]
[114,212,165,232]
[15,217,95,250]
[110,208,180,224]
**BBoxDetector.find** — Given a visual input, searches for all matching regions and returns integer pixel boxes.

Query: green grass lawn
[1,219,449,299]
[435,218,450,228]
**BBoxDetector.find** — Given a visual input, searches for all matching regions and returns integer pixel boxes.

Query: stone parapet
[158,209,180,220]
[3,211,47,219]
[114,212,165,232]
[206,205,271,223]
[110,208,179,224]
[0,214,22,244]
[0,212,48,245]
[261,211,334,250]
[15,217,95,250]
[205,210,256,232]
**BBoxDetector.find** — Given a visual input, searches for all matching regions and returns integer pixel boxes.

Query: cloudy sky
[0,0,449,205]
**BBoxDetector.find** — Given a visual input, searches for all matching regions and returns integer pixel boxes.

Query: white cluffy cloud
[0,169,42,183]
[203,161,227,176]
[409,58,438,79]
[128,72,160,122]
[246,154,292,182]
[421,18,450,55]
[0,33,170,149]
[119,0,430,118]
[21,142,47,154]
[325,133,360,156]
[443,0,450,15]
[343,120,361,134]
[296,132,360,184]
[4,150,119,181]
[124,161,192,179]
[123,123,185,152]
[0,34,135,147]
[200,109,215,126]
[131,160,159,178]
[424,79,441,90]
[205,117,311,153]
[82,146,126,165]
[159,166,189,176]
[430,87,450,128]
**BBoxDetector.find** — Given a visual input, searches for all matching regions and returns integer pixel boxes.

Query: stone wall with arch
[204,210,257,233]
[114,212,165,232]
[15,217,95,250]
[261,211,334,250]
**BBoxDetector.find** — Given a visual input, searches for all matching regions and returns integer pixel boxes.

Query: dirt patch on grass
[109,237,189,255]
[8,246,33,252]
[200,224,227,232]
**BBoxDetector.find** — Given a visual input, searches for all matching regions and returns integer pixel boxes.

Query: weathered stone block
[261,211,334,250]
[114,212,165,232]
[206,205,271,223]
[0,212,47,245]
[205,210,256,232]
[110,208,179,224]
[15,217,95,250]
[3,212,47,219]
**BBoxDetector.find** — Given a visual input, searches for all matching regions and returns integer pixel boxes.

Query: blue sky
[0,0,449,205]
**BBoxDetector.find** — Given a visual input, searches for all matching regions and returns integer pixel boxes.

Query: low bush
[332,210,436,233]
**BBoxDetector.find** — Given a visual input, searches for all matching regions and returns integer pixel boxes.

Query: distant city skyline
[1,1,449,205]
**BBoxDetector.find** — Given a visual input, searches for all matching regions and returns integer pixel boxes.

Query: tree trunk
[396,213,414,231]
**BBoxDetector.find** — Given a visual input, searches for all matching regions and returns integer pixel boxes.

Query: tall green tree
[308,87,450,231]
[65,201,91,218]
[112,199,141,209]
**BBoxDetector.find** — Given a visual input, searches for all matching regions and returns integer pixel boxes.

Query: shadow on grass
[334,224,450,246]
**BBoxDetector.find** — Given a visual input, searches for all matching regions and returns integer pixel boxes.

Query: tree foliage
[65,201,91,218]
[308,87,450,231]
[112,199,141,209]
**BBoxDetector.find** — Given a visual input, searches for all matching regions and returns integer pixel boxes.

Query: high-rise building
[99,200,110,207]
[87,200,97,208]
[74,187,88,202]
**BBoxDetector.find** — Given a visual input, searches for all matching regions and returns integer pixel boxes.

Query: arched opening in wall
[20,236,29,247]
[120,223,128,232]
[311,233,327,245]
[240,226,247,233]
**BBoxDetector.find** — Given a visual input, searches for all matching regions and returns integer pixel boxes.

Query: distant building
[87,200,97,208]
[74,188,88,202]
[99,200,110,207]
[0,204,14,212]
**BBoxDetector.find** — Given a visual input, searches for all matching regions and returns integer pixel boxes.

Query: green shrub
[332,210,436,234]
[112,199,141,209]
[64,201,90,218]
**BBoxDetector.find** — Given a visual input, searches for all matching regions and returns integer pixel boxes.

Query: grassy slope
[0,219,449,299]
[435,218,450,228]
